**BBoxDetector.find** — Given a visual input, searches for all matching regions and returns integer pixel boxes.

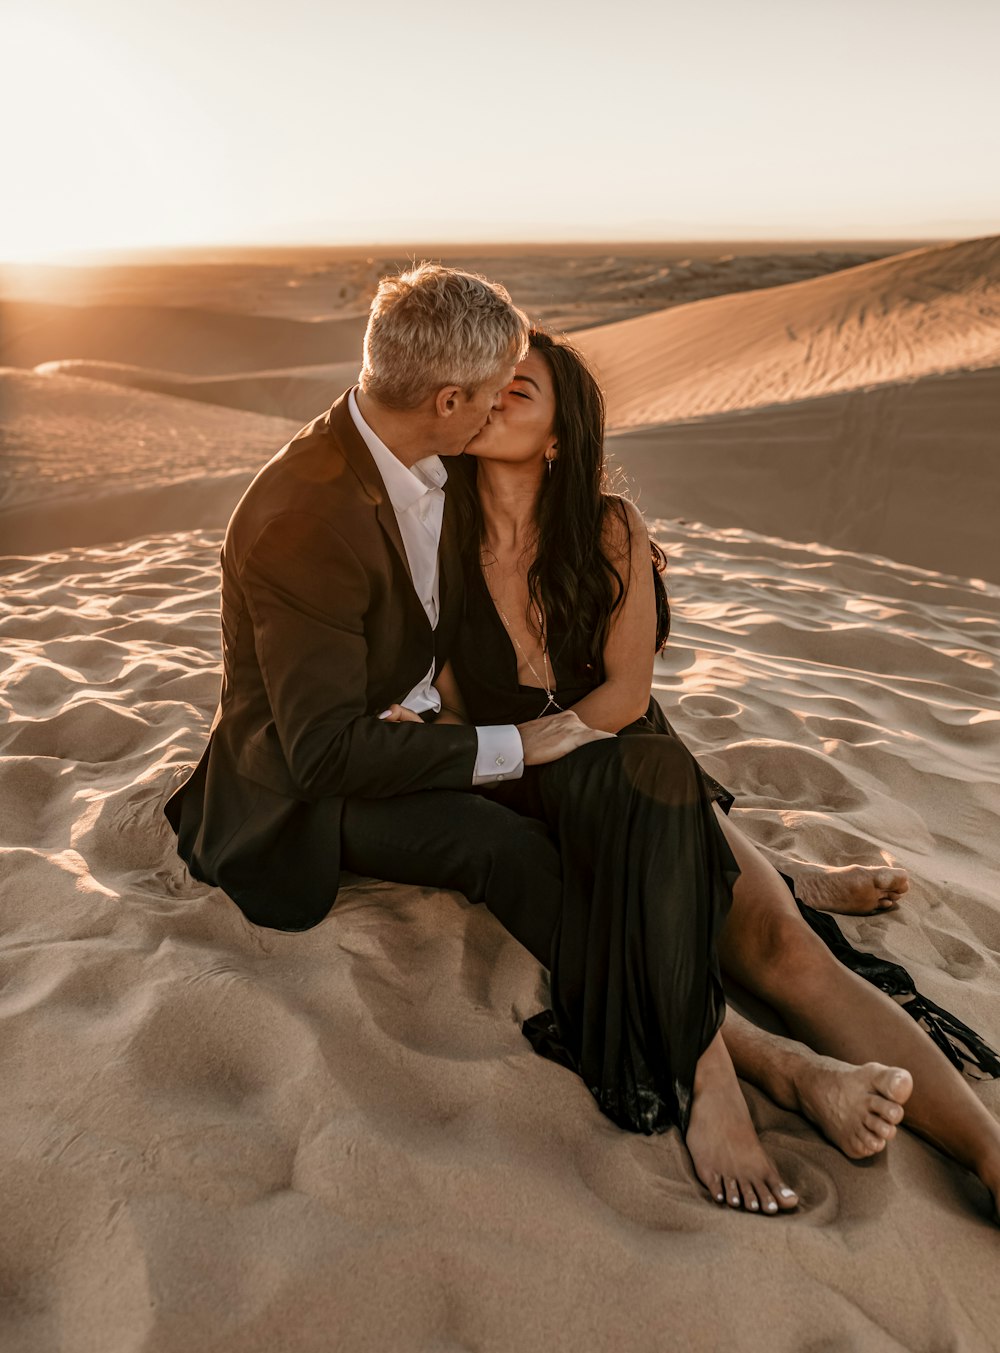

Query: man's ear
[434,386,463,419]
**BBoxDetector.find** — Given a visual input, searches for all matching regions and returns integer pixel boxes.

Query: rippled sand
[1,521,998,1350]
[2,242,999,1350]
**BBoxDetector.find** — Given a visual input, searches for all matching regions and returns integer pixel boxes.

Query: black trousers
[340,785,563,968]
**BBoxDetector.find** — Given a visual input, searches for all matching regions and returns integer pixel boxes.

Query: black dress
[451,565,1000,1137]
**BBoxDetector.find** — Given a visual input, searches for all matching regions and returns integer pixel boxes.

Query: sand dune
[0,369,299,552]
[609,364,1000,585]
[1,520,997,1351]
[33,358,361,423]
[0,301,367,376]
[1,244,892,330]
[577,236,1000,428]
[3,239,1000,1348]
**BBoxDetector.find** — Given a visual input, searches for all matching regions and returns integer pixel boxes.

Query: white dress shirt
[348,388,523,785]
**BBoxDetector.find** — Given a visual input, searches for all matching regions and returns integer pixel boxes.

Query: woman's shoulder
[600,494,649,561]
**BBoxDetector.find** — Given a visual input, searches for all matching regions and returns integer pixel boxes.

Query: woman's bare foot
[685,1031,799,1215]
[786,862,909,915]
[791,1056,913,1158]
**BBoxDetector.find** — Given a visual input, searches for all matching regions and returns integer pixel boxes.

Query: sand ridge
[0,368,302,552]
[6,237,997,582]
[576,236,1000,428]
[1,522,998,1351]
[608,363,1000,584]
[2,241,999,1349]
[32,358,363,424]
[0,302,368,376]
[1,244,894,328]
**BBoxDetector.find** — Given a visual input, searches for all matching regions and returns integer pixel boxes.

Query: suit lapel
[326,390,415,590]
[439,478,462,618]
[436,477,466,666]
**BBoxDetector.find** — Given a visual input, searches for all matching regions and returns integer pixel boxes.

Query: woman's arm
[379,660,470,725]
[432,659,471,726]
[568,498,658,734]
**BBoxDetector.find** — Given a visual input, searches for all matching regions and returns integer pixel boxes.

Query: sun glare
[1,10,229,262]
[4,0,997,262]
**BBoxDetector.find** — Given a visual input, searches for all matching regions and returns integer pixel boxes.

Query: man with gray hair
[165,264,604,957]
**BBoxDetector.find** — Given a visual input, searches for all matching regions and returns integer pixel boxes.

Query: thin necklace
[481,557,563,715]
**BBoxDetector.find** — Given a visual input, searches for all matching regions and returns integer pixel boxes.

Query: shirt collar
[348,387,447,513]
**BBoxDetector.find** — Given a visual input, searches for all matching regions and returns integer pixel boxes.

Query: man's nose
[491,390,504,409]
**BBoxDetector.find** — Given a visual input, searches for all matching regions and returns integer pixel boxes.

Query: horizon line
[2,232,974,269]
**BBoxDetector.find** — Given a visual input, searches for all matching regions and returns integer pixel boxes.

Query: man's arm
[383,661,613,770]
[242,510,480,801]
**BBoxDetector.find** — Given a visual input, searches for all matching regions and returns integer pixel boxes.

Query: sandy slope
[1,521,998,1352]
[33,358,362,424]
[576,236,1000,428]
[0,302,367,376]
[6,236,996,583]
[609,364,1000,585]
[1,245,890,329]
[0,369,301,552]
[2,241,999,1348]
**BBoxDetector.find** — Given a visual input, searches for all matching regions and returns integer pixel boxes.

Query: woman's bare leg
[712,804,1000,1217]
[722,1007,914,1158]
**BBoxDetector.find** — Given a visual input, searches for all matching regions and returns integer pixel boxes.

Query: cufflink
[495,755,506,767]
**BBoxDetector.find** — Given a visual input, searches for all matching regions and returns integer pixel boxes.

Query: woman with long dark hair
[384,330,1000,1219]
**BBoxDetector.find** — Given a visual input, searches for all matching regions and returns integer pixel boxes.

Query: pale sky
[3,0,999,260]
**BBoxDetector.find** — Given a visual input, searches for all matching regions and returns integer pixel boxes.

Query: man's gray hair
[359,263,530,409]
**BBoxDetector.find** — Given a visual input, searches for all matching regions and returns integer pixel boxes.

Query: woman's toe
[757,1183,780,1215]
[726,1177,741,1208]
[767,1175,799,1211]
[742,1182,761,1213]
[705,1172,725,1204]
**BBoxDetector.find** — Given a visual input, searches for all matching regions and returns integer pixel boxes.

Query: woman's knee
[723,901,835,997]
[573,732,701,802]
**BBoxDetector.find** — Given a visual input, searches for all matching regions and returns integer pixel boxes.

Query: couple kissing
[166,263,1000,1220]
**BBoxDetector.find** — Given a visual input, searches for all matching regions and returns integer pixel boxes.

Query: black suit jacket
[164,389,479,930]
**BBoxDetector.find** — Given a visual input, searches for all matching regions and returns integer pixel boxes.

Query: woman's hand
[517,710,614,764]
[378,703,424,724]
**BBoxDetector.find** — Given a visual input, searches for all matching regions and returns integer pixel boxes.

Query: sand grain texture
[1,523,999,1353]
[1,243,999,1351]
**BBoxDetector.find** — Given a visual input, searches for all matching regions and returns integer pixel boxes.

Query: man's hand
[378,704,424,724]
[516,710,615,765]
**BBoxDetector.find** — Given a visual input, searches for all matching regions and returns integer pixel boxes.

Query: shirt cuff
[472,724,524,785]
